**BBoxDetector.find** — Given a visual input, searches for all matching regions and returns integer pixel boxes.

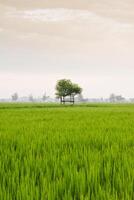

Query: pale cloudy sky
[0,0,134,98]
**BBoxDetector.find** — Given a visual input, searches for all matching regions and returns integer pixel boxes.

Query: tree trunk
[60,97,62,104]
[63,97,65,104]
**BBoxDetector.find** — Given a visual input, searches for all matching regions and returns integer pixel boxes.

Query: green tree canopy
[55,79,82,103]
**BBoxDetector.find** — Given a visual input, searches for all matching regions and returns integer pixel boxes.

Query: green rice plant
[0,103,133,200]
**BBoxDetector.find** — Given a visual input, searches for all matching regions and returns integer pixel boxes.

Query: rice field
[0,103,133,200]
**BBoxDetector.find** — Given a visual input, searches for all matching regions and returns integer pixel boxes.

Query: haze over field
[0,0,134,98]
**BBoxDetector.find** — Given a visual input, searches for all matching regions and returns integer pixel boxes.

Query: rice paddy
[0,103,133,200]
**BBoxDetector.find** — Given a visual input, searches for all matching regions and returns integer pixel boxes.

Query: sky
[0,0,134,98]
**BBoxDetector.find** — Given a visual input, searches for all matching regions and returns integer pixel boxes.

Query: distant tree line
[11,92,50,102]
[10,80,128,104]
[11,79,82,104]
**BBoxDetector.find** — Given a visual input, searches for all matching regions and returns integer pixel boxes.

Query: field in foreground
[0,103,133,200]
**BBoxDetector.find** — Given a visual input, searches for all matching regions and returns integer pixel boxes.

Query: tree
[116,95,125,102]
[109,93,125,103]
[109,93,116,102]
[55,79,82,104]
[29,94,34,102]
[11,93,18,101]
[42,92,49,102]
